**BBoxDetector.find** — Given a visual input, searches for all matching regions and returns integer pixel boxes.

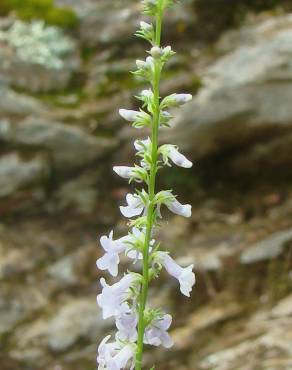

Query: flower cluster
[96,1,195,369]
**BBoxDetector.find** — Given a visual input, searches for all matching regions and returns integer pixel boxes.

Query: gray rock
[79,0,195,46]
[47,298,109,352]
[0,152,48,198]
[240,229,292,264]
[54,170,99,214]
[0,85,45,116]
[0,285,47,335]
[271,294,292,318]
[166,15,292,160]
[47,244,96,286]
[0,118,116,169]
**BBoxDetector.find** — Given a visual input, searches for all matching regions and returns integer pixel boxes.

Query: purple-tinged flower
[116,312,138,342]
[144,314,173,348]
[134,137,151,152]
[97,335,116,369]
[140,89,153,99]
[157,252,195,297]
[136,56,154,71]
[173,93,192,104]
[119,109,140,122]
[120,193,145,218]
[160,144,193,168]
[96,231,129,277]
[150,46,162,58]
[140,21,152,32]
[97,336,135,370]
[108,344,135,370]
[113,166,135,179]
[161,93,192,108]
[97,274,136,319]
[166,198,192,218]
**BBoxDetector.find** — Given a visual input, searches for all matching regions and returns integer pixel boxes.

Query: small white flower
[144,314,173,348]
[173,93,192,104]
[140,89,153,99]
[145,56,154,69]
[150,46,162,58]
[162,93,192,108]
[161,46,175,61]
[136,57,154,71]
[136,59,146,69]
[168,146,192,168]
[157,252,195,297]
[120,193,145,218]
[96,231,129,277]
[116,312,138,342]
[166,198,192,218]
[108,344,135,370]
[113,166,135,179]
[134,137,151,152]
[155,191,191,218]
[97,274,135,319]
[97,336,135,370]
[140,21,152,31]
[97,335,116,369]
[119,109,139,122]
[160,144,193,168]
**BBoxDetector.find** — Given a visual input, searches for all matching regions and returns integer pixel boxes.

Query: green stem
[135,4,163,370]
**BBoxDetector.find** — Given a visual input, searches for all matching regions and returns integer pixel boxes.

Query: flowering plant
[96,1,195,369]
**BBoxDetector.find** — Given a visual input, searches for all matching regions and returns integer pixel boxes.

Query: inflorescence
[96,1,195,369]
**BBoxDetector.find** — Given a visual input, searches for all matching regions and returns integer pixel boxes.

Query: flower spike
[96,1,195,369]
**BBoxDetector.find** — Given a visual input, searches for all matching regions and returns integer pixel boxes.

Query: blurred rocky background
[0,0,292,369]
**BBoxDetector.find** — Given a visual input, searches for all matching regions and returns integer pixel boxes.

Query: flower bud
[150,46,162,59]
[136,59,146,69]
[140,21,152,32]
[119,109,139,122]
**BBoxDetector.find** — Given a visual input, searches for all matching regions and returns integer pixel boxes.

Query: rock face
[167,15,292,175]
[79,0,195,46]
[240,228,292,264]
[0,20,79,92]
[0,152,48,198]
[0,118,116,170]
[0,84,45,116]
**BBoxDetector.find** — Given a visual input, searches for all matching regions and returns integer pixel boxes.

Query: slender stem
[135,4,163,370]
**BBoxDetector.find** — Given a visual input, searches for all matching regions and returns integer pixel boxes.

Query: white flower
[172,93,192,104]
[144,314,173,348]
[150,46,162,58]
[136,56,154,71]
[97,336,135,370]
[96,231,129,277]
[162,93,192,108]
[116,312,138,342]
[155,191,192,218]
[97,335,116,370]
[134,137,151,152]
[166,198,192,218]
[113,166,135,179]
[120,193,145,218]
[119,109,139,122]
[140,21,152,32]
[108,344,135,370]
[140,89,153,99]
[157,252,195,297]
[160,144,193,168]
[97,274,135,319]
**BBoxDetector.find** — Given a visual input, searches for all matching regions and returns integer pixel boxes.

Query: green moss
[0,0,78,29]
